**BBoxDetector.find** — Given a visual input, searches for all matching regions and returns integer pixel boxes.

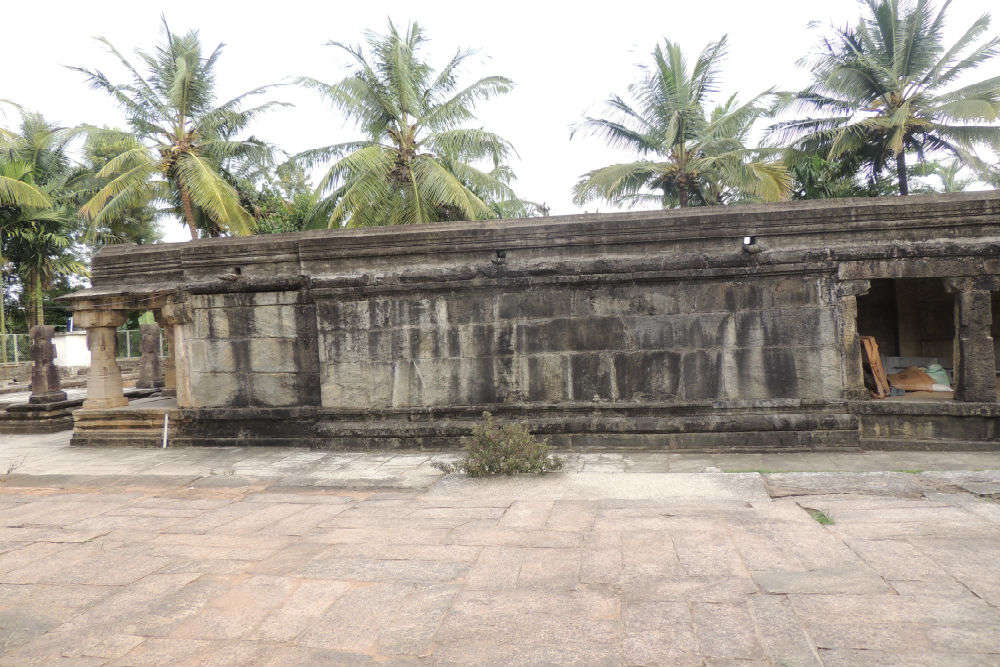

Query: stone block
[524,354,568,403]
[681,350,722,400]
[188,370,241,407]
[188,339,236,373]
[192,307,229,340]
[316,300,371,332]
[614,351,682,399]
[251,373,300,407]
[568,353,615,401]
[250,305,298,338]
[249,338,297,373]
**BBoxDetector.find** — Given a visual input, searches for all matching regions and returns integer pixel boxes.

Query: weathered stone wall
[316,276,840,410]
[188,290,320,407]
[62,191,1000,449]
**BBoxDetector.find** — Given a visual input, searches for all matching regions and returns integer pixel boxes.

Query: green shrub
[439,412,563,477]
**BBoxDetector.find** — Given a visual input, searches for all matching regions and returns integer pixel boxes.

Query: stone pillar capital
[73,309,128,330]
[943,276,1000,294]
[837,279,872,298]
[160,298,193,326]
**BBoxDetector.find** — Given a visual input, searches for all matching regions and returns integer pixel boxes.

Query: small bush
[441,412,563,477]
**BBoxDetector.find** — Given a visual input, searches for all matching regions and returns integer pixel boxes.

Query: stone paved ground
[1,434,1000,666]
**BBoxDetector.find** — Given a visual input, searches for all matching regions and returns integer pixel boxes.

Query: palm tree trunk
[678,187,689,207]
[31,270,43,327]
[896,152,909,196]
[178,182,199,240]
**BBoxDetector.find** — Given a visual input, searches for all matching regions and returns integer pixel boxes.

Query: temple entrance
[856,277,1000,402]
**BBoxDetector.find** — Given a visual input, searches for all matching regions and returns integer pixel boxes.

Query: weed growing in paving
[435,412,563,477]
[802,506,834,525]
[1,457,24,483]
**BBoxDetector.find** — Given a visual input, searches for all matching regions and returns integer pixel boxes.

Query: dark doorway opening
[857,278,956,400]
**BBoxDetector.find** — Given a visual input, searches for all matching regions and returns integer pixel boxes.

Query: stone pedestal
[136,324,163,389]
[0,325,74,433]
[945,278,998,403]
[76,310,128,410]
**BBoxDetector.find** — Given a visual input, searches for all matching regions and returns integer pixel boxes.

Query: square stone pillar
[74,309,128,409]
[135,324,163,389]
[159,297,194,407]
[162,324,177,397]
[837,280,871,399]
[945,278,998,403]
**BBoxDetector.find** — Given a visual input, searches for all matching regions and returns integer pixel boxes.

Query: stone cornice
[75,191,1000,299]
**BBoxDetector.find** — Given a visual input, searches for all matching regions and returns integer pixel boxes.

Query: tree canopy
[572,37,791,209]
[295,21,530,227]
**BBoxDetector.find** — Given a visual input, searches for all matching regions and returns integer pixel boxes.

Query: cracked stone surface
[1,433,1000,665]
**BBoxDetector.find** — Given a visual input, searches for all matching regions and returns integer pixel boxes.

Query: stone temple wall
[63,191,1000,449]
[313,276,839,409]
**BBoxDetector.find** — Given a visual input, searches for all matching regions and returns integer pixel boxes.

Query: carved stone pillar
[75,309,128,409]
[160,297,193,407]
[135,324,163,389]
[944,277,999,403]
[837,280,871,399]
[29,325,67,404]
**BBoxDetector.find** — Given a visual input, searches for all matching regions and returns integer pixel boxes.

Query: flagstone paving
[1,432,1000,665]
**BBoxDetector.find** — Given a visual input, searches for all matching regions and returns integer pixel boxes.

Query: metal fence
[0,328,166,365]
[0,333,30,364]
[116,329,166,359]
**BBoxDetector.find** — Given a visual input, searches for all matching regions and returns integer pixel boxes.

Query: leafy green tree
[786,151,898,199]
[76,19,284,239]
[980,163,1000,188]
[772,0,1000,195]
[295,21,527,227]
[572,36,790,209]
[909,158,974,192]
[0,104,85,356]
[76,131,161,245]
[0,103,56,211]
[222,156,319,234]
[4,207,87,327]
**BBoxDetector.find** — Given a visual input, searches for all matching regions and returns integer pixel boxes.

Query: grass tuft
[802,506,834,525]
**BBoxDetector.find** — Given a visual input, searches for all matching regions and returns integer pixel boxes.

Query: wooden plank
[860,335,890,399]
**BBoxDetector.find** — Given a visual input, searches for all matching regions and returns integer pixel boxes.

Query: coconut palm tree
[295,21,525,227]
[75,19,284,239]
[4,207,87,327]
[0,104,53,211]
[572,37,790,209]
[75,131,160,245]
[771,0,1000,195]
[1,104,65,359]
[909,158,974,192]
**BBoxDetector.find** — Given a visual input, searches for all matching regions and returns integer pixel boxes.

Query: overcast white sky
[5,0,999,241]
